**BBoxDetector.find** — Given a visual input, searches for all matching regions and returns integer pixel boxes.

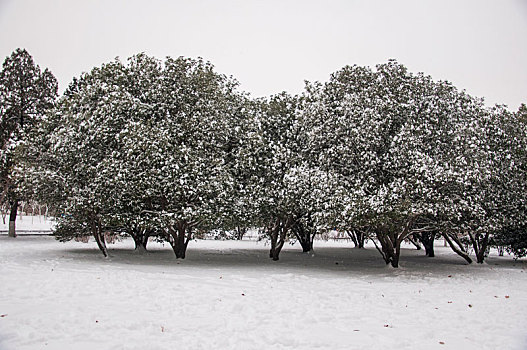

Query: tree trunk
[373,218,416,268]
[94,232,108,257]
[130,228,150,251]
[348,230,358,247]
[407,235,422,250]
[293,220,315,253]
[8,200,18,237]
[268,216,293,261]
[132,235,148,251]
[347,230,366,248]
[269,220,278,259]
[374,232,398,267]
[270,225,286,261]
[236,226,247,240]
[418,232,436,257]
[357,231,365,248]
[168,221,191,259]
[392,245,400,268]
[172,241,187,259]
[298,238,313,253]
[443,232,472,264]
[92,220,108,257]
[469,232,490,264]
[90,216,108,258]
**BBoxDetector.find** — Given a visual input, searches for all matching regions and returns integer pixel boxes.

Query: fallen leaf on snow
[0,314,7,318]
[505,295,510,299]
[439,341,445,345]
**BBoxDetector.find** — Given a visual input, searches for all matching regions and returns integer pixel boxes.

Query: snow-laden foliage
[36,54,244,257]
[0,48,58,236]
[241,92,339,259]
[21,52,526,265]
[304,60,527,266]
[490,103,527,258]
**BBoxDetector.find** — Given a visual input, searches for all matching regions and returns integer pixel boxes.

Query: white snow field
[0,215,54,234]
[0,235,526,350]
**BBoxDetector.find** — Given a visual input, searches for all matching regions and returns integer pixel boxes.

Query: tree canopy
[10,50,526,266]
[0,48,58,236]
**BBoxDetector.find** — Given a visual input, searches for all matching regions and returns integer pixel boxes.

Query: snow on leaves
[22,53,527,264]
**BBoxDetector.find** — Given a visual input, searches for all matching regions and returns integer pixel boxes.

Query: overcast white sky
[0,0,526,109]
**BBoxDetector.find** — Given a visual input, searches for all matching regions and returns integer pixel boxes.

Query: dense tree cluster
[303,61,527,266]
[2,49,526,266]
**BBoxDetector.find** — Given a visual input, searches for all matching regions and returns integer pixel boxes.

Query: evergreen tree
[303,60,516,266]
[0,48,58,237]
[37,54,242,258]
[489,103,527,259]
[244,93,336,260]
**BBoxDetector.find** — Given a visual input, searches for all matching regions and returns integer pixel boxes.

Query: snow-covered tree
[24,51,526,267]
[243,92,337,260]
[0,48,58,237]
[37,53,243,258]
[303,60,520,267]
[459,104,527,262]
[205,94,255,241]
[304,62,427,267]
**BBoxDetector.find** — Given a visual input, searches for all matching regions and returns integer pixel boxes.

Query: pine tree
[0,48,58,237]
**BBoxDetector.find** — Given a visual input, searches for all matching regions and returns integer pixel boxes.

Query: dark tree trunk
[418,231,436,257]
[374,231,399,267]
[348,231,358,247]
[347,230,366,248]
[268,216,294,261]
[130,228,150,251]
[357,231,365,249]
[92,219,108,257]
[407,235,422,250]
[94,232,108,257]
[168,221,191,259]
[393,244,400,268]
[132,235,147,251]
[236,226,247,240]
[301,239,313,253]
[373,217,416,268]
[469,232,490,264]
[8,200,18,237]
[173,241,187,259]
[292,219,315,253]
[269,223,284,261]
[443,232,472,264]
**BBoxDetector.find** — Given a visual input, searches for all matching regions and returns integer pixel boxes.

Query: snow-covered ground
[0,214,54,234]
[0,234,526,349]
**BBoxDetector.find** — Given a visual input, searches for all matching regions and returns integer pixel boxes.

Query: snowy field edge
[1,234,526,350]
